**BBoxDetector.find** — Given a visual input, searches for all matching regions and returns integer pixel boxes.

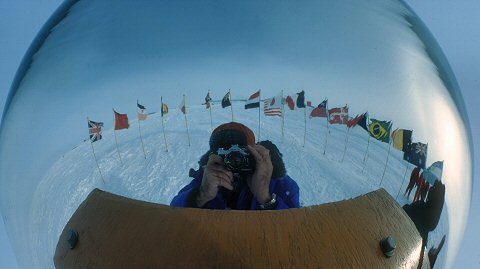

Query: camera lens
[226,152,245,171]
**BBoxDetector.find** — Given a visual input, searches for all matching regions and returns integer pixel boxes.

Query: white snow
[29,102,448,268]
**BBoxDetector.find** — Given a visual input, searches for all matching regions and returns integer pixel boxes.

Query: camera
[216,144,255,173]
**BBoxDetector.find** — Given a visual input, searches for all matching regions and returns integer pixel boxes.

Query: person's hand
[247,144,273,204]
[196,154,234,207]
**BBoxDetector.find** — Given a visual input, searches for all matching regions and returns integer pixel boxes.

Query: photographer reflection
[403,179,446,267]
[170,122,300,210]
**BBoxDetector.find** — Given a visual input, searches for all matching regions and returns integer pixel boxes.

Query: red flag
[310,99,328,118]
[346,113,366,128]
[285,96,295,110]
[114,110,130,130]
[328,106,348,124]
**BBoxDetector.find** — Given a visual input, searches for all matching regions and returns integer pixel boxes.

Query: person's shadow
[403,180,446,268]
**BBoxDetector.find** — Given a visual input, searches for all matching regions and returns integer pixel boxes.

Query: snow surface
[29,102,447,268]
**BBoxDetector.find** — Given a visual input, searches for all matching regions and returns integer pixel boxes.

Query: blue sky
[0,1,478,268]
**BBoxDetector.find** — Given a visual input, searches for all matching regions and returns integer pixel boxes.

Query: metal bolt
[67,229,79,249]
[380,236,396,258]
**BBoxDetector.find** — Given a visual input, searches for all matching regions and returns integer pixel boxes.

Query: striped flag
[245,90,260,109]
[264,94,283,117]
[391,128,412,152]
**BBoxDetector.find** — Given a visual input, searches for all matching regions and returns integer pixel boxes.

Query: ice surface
[33,105,449,268]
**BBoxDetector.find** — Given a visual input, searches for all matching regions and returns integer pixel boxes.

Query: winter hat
[209,122,256,151]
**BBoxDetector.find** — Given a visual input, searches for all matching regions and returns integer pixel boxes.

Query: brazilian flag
[368,119,392,143]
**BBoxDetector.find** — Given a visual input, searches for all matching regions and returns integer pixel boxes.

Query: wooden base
[54,188,428,268]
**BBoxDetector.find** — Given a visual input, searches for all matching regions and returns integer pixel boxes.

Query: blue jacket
[170,174,300,210]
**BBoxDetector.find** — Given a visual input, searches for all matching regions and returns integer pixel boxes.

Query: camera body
[216,144,255,173]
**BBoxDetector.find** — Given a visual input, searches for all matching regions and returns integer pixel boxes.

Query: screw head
[380,236,396,258]
[67,229,79,249]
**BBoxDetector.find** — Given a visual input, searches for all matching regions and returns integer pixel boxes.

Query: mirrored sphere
[0,0,472,268]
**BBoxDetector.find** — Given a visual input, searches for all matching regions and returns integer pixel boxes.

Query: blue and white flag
[423,161,443,184]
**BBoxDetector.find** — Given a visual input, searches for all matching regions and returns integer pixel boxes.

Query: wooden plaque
[54,188,427,268]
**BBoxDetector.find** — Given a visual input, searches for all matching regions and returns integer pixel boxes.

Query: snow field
[30,102,447,268]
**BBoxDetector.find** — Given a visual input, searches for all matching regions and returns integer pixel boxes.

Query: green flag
[368,119,392,143]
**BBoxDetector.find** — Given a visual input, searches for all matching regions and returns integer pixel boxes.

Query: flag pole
[258,90,261,141]
[341,127,350,162]
[112,109,123,165]
[281,90,285,139]
[161,96,168,152]
[340,105,349,161]
[87,117,105,184]
[323,100,329,155]
[303,103,307,147]
[183,94,191,146]
[379,123,394,186]
[396,162,410,199]
[138,117,147,159]
[379,140,393,186]
[208,90,213,131]
[89,140,106,184]
[362,135,371,172]
[137,99,147,159]
[229,89,234,122]
[426,142,429,166]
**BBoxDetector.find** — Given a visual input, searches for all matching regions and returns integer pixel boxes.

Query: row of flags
[88,98,177,142]
[217,90,357,127]
[88,89,434,174]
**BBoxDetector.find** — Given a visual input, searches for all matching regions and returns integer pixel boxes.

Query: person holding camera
[170,122,300,210]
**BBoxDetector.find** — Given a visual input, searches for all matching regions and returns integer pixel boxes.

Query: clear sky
[0,1,478,268]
